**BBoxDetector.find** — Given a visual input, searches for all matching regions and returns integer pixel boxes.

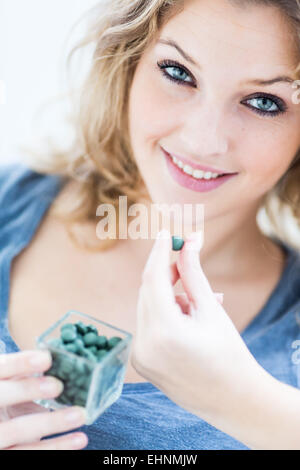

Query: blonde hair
[23,0,300,252]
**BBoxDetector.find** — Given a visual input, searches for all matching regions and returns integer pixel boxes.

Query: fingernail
[39,377,64,395]
[29,351,51,367]
[157,229,170,240]
[185,231,203,250]
[65,407,86,424]
[70,433,88,449]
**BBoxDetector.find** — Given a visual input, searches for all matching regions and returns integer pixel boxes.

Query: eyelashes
[158,59,197,87]
[157,59,288,118]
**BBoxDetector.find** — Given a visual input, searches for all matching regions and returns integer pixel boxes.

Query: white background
[0,0,97,165]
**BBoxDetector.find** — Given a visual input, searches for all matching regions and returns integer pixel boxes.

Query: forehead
[157,0,299,75]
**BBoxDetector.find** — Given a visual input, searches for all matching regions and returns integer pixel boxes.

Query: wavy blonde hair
[24,0,300,252]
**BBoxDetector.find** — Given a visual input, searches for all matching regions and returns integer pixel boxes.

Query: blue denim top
[1,163,300,450]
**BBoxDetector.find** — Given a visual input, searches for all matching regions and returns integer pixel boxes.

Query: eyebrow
[157,37,294,85]
[157,38,199,67]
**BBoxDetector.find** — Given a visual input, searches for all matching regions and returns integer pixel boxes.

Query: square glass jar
[34,310,132,425]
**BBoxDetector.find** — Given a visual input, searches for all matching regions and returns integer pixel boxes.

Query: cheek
[128,65,181,151]
[238,120,298,193]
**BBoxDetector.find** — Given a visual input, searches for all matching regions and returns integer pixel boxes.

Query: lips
[162,147,238,193]
[161,146,237,176]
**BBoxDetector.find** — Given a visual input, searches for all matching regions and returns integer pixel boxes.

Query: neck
[200,202,284,281]
[131,196,285,283]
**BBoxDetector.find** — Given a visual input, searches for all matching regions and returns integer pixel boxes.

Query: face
[128,0,300,225]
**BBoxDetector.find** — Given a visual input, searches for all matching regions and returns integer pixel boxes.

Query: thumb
[177,231,215,311]
[215,292,224,305]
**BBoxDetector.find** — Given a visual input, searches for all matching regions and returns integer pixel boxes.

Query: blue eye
[158,59,196,87]
[247,97,278,112]
[157,59,287,118]
[242,95,286,117]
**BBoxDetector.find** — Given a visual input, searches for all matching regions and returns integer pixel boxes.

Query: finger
[177,231,215,311]
[0,376,64,408]
[215,292,224,304]
[0,402,49,422]
[142,229,176,313]
[170,261,180,286]
[175,293,190,315]
[0,406,86,449]
[0,350,52,380]
[6,432,88,450]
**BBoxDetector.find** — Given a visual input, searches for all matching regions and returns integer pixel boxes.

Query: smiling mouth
[162,147,238,193]
[162,148,237,180]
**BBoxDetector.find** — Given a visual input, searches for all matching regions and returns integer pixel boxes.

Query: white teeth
[193,170,205,179]
[171,155,220,179]
[183,165,193,175]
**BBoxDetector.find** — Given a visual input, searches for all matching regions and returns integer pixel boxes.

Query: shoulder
[285,243,300,284]
[0,162,44,197]
[0,162,64,247]
[279,242,300,310]
[0,162,64,217]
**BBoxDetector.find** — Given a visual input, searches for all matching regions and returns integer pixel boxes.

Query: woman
[0,0,300,450]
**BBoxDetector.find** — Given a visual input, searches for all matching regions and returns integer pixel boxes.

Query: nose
[178,104,229,158]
